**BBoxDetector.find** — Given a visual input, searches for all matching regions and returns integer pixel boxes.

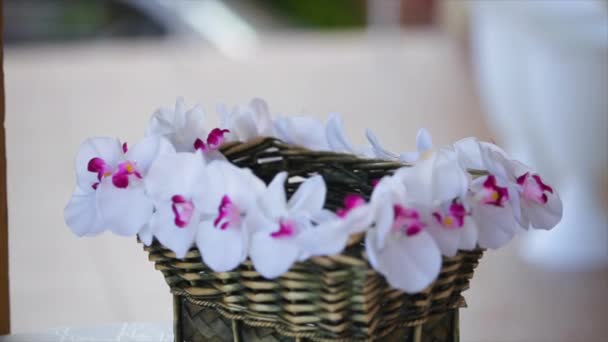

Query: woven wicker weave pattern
[144,138,484,341]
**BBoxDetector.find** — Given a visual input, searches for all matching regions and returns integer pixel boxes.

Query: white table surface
[0,323,173,342]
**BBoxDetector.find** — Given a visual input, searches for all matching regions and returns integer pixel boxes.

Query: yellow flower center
[443,216,454,227]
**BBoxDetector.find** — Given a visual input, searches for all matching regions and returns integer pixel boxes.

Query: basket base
[173,295,460,342]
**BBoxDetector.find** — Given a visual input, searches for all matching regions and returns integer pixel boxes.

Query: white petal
[260,172,288,220]
[97,180,154,236]
[480,144,511,182]
[287,175,326,216]
[297,220,349,257]
[145,152,205,201]
[365,129,399,160]
[526,192,563,230]
[201,150,228,163]
[473,203,518,249]
[372,199,394,250]
[458,218,479,251]
[272,117,291,142]
[416,128,433,152]
[249,231,300,279]
[173,97,187,129]
[198,220,247,271]
[250,98,274,136]
[145,106,175,137]
[425,223,460,257]
[64,187,105,237]
[275,116,329,151]
[151,204,197,259]
[126,136,176,175]
[370,231,442,293]
[371,175,407,206]
[138,223,154,246]
[453,137,484,170]
[395,159,434,205]
[326,113,355,153]
[399,151,420,164]
[342,204,374,234]
[508,185,526,228]
[75,137,123,191]
[312,209,338,223]
[175,105,207,152]
[243,207,276,234]
[200,161,265,215]
[432,149,470,202]
[96,181,153,236]
[233,112,258,141]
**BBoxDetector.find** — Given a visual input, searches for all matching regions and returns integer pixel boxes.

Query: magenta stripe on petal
[172,194,195,228]
[122,142,128,153]
[532,174,554,194]
[206,128,230,149]
[214,195,238,230]
[337,194,365,218]
[393,204,425,236]
[87,157,109,181]
[194,138,207,152]
[405,225,423,236]
[516,172,528,186]
[481,175,509,207]
[172,195,187,203]
[271,219,295,238]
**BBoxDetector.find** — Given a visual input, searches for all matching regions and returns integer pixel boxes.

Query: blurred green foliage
[259,0,366,28]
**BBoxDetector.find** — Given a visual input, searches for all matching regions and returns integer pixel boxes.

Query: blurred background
[3,0,607,341]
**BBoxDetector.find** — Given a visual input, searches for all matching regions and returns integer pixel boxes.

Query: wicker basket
[143,138,484,342]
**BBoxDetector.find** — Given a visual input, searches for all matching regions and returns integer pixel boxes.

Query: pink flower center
[517,172,553,205]
[271,218,296,239]
[433,202,467,229]
[112,161,143,189]
[87,157,113,190]
[87,157,142,190]
[194,128,230,153]
[479,175,509,207]
[172,195,195,228]
[393,205,425,236]
[213,195,241,230]
[336,194,366,218]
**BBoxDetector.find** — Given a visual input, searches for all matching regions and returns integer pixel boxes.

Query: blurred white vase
[470,1,608,271]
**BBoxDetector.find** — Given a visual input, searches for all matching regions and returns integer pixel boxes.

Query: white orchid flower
[478,144,563,231]
[274,115,330,151]
[196,161,266,272]
[452,137,562,231]
[365,128,433,163]
[451,139,526,248]
[64,136,175,237]
[365,173,442,293]
[218,98,274,142]
[143,152,205,258]
[145,97,206,152]
[146,97,231,159]
[248,172,350,278]
[393,149,478,257]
